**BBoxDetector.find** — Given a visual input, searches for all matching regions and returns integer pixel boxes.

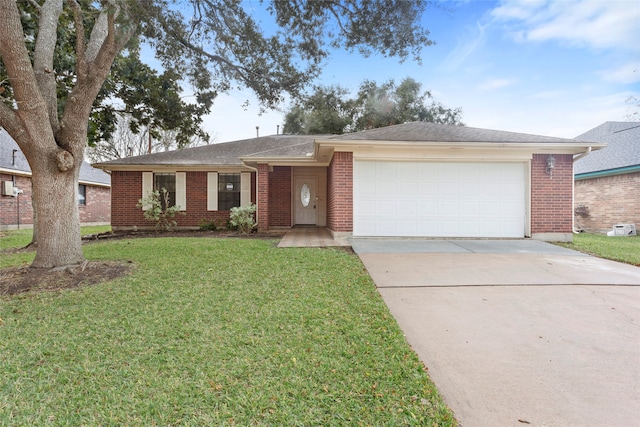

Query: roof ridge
[613,123,640,134]
[246,140,317,157]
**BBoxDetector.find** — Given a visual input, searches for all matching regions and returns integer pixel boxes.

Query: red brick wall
[574,171,640,233]
[0,174,33,228]
[530,154,573,234]
[1,173,110,229]
[176,171,229,228]
[257,164,269,231]
[268,166,292,227]
[111,171,146,227]
[79,185,110,224]
[327,152,353,232]
[111,170,256,229]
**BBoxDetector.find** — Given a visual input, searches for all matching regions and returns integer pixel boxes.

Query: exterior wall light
[546,155,555,177]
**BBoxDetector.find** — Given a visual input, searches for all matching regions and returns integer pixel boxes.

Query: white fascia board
[240,157,331,168]
[0,167,32,177]
[316,139,607,155]
[93,164,253,172]
[78,180,111,187]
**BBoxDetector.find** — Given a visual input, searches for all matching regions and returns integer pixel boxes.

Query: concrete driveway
[351,239,640,427]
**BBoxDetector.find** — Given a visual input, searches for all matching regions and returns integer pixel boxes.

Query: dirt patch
[0,261,134,297]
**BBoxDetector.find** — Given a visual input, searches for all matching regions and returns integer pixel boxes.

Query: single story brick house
[574,121,640,234]
[94,122,603,242]
[0,128,111,231]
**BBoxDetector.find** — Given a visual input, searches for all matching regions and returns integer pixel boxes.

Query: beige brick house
[0,128,111,231]
[95,122,603,242]
[574,122,640,234]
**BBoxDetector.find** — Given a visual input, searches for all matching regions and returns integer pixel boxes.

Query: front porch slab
[277,227,350,248]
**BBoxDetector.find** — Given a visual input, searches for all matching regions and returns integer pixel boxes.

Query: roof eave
[92,163,249,172]
[315,139,606,154]
[240,155,331,168]
[0,167,31,177]
[79,180,111,187]
[575,164,640,180]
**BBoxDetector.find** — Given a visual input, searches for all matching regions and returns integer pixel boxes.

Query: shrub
[199,218,223,231]
[229,204,256,234]
[136,188,184,231]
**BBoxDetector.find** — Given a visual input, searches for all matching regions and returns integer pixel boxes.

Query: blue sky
[203,0,640,142]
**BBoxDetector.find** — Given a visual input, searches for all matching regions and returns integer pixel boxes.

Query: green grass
[0,237,456,426]
[558,233,640,266]
[0,225,112,251]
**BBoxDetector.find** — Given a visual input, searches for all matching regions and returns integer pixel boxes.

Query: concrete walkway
[277,227,350,248]
[351,239,640,427]
[352,239,640,287]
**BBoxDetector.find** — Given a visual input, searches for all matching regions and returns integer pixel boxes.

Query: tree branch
[325,1,356,28]
[60,2,134,152]
[0,0,50,131]
[0,102,28,145]
[33,0,63,133]
[27,0,42,11]
[67,0,87,77]
[153,4,251,80]
[85,8,109,64]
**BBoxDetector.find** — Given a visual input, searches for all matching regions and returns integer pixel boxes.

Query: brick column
[257,163,269,232]
[327,152,353,233]
[531,154,573,240]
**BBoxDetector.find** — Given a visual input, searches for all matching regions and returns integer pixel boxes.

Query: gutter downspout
[572,147,592,234]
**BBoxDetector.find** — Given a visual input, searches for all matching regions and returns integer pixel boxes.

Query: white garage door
[353,161,526,238]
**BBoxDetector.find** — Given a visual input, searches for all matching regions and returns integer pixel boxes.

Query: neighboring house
[0,128,111,230]
[574,122,640,234]
[94,122,603,242]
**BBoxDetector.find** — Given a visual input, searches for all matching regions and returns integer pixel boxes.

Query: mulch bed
[0,261,134,296]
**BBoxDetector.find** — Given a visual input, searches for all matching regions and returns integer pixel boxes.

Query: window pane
[78,184,86,205]
[154,173,176,209]
[218,173,240,211]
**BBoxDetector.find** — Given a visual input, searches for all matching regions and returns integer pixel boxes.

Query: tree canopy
[0,0,437,268]
[283,77,464,135]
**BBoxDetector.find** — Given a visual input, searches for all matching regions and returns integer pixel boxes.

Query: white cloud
[600,62,640,84]
[442,22,488,70]
[491,0,640,52]
[478,78,517,91]
[203,90,285,143]
[528,90,566,100]
[448,84,633,139]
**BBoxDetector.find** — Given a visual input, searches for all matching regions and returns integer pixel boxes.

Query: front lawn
[558,233,640,266]
[0,225,112,251]
[0,237,456,426]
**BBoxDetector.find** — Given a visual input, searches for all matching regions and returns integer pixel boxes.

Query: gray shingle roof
[574,122,640,175]
[0,128,111,186]
[94,134,326,166]
[94,121,600,169]
[332,121,586,144]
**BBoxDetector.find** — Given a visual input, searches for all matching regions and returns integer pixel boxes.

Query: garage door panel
[354,160,525,238]
[419,182,439,197]
[398,163,419,180]
[460,201,480,217]
[439,201,460,216]
[377,181,396,195]
[439,182,460,199]
[376,162,397,177]
[376,200,397,215]
[397,221,417,235]
[398,181,419,197]
[397,200,418,216]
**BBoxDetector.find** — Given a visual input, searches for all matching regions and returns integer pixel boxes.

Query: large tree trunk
[29,148,84,268]
[0,0,133,268]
